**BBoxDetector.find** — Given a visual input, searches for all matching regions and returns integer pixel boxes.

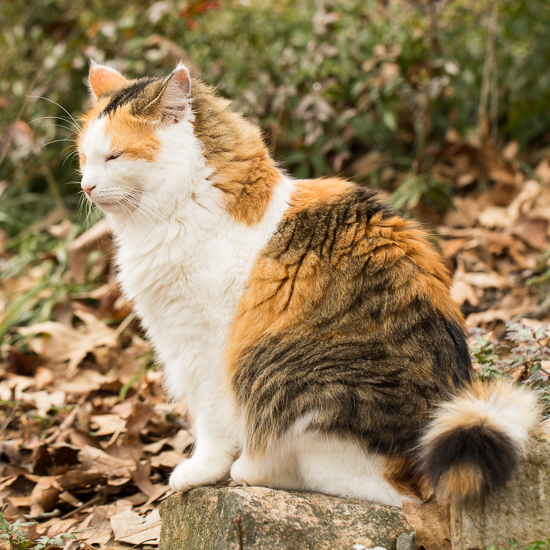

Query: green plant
[470,322,550,417]
[527,540,550,550]
[0,511,87,550]
[486,538,550,550]
[390,173,454,211]
[0,512,35,550]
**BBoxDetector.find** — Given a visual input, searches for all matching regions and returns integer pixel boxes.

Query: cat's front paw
[169,456,231,493]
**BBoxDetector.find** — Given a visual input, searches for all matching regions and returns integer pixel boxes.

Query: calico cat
[78,62,540,506]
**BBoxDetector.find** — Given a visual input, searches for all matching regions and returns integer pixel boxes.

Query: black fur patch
[101,77,161,117]
[422,424,521,494]
[233,187,473,455]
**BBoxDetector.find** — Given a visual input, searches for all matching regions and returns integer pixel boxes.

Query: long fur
[419,380,541,499]
[78,63,540,506]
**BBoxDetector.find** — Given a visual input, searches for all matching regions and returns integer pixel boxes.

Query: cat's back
[226,176,472,457]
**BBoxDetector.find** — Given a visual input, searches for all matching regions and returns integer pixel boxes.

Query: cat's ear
[153,63,191,124]
[88,61,127,99]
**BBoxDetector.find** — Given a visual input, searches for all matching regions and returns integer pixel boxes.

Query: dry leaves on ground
[1,139,550,548]
[0,279,191,548]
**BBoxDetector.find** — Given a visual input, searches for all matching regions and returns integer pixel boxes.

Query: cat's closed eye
[106,152,123,162]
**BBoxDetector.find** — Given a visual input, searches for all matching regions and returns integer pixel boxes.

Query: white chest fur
[108,175,294,404]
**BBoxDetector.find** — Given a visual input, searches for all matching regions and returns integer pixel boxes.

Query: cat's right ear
[88,61,127,99]
[152,63,192,124]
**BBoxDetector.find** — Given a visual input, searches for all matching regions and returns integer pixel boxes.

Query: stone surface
[451,420,550,549]
[159,486,413,550]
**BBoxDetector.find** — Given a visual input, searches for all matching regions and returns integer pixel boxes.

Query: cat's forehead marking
[101,77,162,119]
[103,110,160,162]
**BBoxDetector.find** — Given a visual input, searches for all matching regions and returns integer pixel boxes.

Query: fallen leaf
[450,280,479,307]
[150,451,182,471]
[29,476,61,515]
[168,429,194,454]
[511,215,549,251]
[477,206,511,229]
[79,445,134,477]
[460,271,510,290]
[90,414,127,437]
[535,157,550,185]
[131,459,155,497]
[18,308,119,377]
[20,390,66,416]
[441,238,469,259]
[110,508,161,545]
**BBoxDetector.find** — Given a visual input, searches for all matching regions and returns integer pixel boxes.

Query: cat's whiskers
[29,96,81,130]
[133,197,169,226]
[31,138,76,157]
[30,122,81,137]
[62,150,80,170]
[117,191,178,226]
[122,195,159,228]
[29,115,82,135]
[80,192,104,228]
[139,193,179,221]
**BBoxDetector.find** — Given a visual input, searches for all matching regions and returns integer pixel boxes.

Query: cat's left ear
[88,61,127,99]
[153,63,191,124]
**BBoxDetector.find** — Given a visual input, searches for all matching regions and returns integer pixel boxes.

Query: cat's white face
[78,63,200,216]
[80,117,148,213]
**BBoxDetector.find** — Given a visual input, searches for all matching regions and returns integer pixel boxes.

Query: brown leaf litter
[1,140,550,548]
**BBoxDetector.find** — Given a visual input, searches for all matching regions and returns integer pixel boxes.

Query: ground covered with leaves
[2,1,550,548]
[1,127,550,550]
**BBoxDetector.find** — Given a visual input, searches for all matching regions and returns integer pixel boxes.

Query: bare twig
[0,79,37,169]
[412,0,450,174]
[44,395,87,444]
[477,1,499,187]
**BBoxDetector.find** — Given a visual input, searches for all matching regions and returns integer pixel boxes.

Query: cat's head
[78,62,205,215]
[78,62,279,225]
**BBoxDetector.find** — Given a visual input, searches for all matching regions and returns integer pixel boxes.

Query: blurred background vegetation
[2,3,550,534]
[1,0,550,337]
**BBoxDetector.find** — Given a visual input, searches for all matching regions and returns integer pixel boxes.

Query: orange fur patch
[78,101,160,165]
[225,180,466,377]
[383,456,433,501]
[285,178,354,216]
[225,179,358,374]
[191,80,281,226]
[89,66,127,99]
[224,222,328,376]
[438,463,482,499]
[365,215,465,329]
[104,107,160,162]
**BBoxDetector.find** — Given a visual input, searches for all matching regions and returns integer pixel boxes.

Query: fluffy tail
[419,380,541,500]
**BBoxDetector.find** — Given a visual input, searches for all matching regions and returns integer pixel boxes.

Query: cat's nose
[81,182,96,196]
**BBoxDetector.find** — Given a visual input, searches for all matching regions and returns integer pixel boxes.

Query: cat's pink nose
[81,183,96,196]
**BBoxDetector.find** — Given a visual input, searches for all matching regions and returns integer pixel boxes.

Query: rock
[159,486,413,550]
[451,420,550,549]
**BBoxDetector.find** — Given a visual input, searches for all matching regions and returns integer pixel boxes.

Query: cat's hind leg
[293,430,406,506]
[231,416,407,506]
